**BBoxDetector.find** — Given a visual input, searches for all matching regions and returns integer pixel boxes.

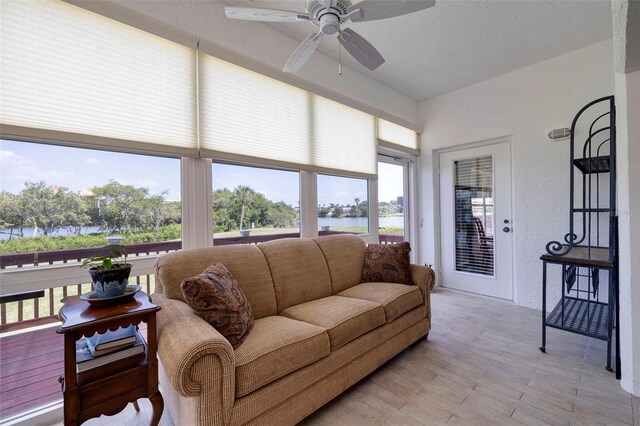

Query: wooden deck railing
[0,231,402,332]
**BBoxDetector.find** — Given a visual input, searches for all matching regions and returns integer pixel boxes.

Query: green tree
[143,192,169,231]
[318,204,329,218]
[212,188,236,233]
[234,186,255,230]
[358,200,368,217]
[87,180,149,233]
[213,186,298,233]
[268,201,297,228]
[332,203,345,218]
[0,191,25,240]
[19,182,85,236]
[63,192,91,235]
[163,201,182,225]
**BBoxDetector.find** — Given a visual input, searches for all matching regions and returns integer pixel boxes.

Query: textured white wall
[417,39,615,309]
[613,0,640,394]
[615,69,640,396]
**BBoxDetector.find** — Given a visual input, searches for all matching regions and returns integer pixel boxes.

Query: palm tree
[234,186,255,230]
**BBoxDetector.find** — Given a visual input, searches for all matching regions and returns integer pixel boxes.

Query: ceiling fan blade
[225,7,309,22]
[283,32,324,73]
[338,28,385,71]
[348,0,435,23]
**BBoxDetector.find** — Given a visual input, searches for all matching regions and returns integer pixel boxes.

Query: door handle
[503,227,511,233]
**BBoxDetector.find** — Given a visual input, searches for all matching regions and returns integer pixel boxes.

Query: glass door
[439,142,513,300]
[377,157,409,243]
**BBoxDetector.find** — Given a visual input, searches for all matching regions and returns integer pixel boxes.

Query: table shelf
[546,297,609,340]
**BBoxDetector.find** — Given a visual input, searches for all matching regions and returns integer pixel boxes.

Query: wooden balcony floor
[0,325,64,420]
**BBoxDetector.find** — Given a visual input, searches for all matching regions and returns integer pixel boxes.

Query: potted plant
[81,244,132,298]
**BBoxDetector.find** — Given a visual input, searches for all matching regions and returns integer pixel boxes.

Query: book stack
[76,324,146,382]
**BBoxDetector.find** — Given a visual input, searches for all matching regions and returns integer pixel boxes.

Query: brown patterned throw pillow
[181,263,254,349]
[361,242,413,285]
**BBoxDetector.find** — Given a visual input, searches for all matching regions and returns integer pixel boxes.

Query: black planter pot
[88,264,133,298]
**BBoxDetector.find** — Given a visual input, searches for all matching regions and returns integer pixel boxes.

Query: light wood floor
[68,288,639,426]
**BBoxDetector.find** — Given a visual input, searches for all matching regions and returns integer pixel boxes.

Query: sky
[0,140,404,206]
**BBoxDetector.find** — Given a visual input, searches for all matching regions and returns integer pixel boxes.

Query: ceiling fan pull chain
[338,42,342,75]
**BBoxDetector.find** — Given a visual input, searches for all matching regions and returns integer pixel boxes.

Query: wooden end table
[57,291,164,425]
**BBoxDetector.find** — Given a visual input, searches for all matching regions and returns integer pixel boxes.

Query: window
[0,140,181,256]
[317,174,369,234]
[454,156,494,275]
[212,163,299,240]
[378,161,407,242]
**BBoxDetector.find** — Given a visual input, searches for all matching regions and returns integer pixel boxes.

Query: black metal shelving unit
[539,96,620,379]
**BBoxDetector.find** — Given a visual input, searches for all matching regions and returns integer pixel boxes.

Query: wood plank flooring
[54,288,638,425]
[0,325,64,419]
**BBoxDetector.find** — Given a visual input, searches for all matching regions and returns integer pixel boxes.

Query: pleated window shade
[199,54,376,177]
[377,118,418,152]
[310,95,376,176]
[0,0,197,154]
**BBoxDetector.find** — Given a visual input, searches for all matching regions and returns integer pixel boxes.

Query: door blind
[454,156,495,276]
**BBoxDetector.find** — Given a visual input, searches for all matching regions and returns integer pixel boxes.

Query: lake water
[318,216,404,228]
[0,226,102,241]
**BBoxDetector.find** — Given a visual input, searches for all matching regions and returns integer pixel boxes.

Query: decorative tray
[80,285,142,307]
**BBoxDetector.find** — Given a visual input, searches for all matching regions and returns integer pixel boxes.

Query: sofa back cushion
[312,234,366,294]
[258,238,332,312]
[155,245,277,319]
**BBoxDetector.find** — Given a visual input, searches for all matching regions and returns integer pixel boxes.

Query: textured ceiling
[224,0,613,101]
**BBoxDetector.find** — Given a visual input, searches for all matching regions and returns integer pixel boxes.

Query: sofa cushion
[181,263,254,349]
[280,296,385,350]
[312,234,366,294]
[338,282,423,323]
[361,242,413,285]
[258,238,332,312]
[235,316,329,397]
[155,245,277,319]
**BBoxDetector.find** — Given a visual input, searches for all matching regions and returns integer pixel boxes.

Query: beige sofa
[152,234,435,425]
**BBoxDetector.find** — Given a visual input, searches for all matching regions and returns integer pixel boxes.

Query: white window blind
[0,0,196,154]
[199,54,376,177]
[377,118,418,152]
[199,54,311,167]
[454,156,495,276]
[311,95,376,176]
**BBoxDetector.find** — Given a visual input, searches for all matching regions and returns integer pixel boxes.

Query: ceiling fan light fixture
[224,0,436,72]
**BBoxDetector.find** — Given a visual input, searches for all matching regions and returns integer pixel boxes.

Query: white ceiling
[224,0,613,101]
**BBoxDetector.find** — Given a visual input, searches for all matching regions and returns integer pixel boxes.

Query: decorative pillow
[361,242,413,285]
[181,263,254,349]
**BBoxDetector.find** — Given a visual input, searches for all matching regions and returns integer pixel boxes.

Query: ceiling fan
[225,0,436,72]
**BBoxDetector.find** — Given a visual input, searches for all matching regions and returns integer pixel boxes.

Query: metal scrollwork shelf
[539,96,620,379]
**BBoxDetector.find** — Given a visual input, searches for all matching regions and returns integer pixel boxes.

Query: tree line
[212,186,297,233]
[0,181,401,241]
[0,181,301,240]
[0,181,181,240]
[318,198,369,218]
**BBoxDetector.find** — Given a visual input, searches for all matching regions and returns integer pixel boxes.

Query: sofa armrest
[410,264,435,326]
[153,292,235,424]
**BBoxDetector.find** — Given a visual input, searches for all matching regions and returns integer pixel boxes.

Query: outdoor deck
[1,325,64,419]
[0,323,149,421]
